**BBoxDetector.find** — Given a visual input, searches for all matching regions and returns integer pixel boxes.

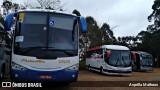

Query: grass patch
[79,60,86,70]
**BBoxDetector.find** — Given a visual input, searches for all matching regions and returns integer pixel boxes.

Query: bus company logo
[21,59,45,63]
[2,82,42,87]
[2,82,11,87]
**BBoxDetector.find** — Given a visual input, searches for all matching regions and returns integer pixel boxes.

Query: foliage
[145,0,160,67]
[79,61,86,70]
[116,0,160,67]
[101,23,116,45]
[22,0,63,10]
[72,9,81,16]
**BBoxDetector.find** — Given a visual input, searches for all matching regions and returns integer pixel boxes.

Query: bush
[79,60,86,70]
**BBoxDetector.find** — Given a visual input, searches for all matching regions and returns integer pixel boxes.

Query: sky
[0,0,154,37]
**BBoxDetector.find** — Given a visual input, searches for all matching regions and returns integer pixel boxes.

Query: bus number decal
[58,60,70,64]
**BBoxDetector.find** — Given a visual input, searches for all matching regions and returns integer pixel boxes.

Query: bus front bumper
[140,67,153,71]
[11,69,78,82]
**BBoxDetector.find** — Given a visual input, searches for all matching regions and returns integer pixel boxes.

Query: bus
[86,45,132,75]
[131,51,153,71]
[0,16,11,79]
[5,9,87,82]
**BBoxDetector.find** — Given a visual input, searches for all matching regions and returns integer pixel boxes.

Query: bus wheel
[88,65,91,71]
[100,67,103,75]
[133,65,137,71]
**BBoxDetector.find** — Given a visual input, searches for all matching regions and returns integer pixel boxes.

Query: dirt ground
[78,68,160,81]
[1,68,160,90]
[69,68,160,90]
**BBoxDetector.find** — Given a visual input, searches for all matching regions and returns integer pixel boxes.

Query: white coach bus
[5,9,87,82]
[86,45,132,75]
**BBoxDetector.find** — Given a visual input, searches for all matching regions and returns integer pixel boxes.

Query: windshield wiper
[115,57,120,66]
[122,56,127,66]
[48,49,75,56]
[22,46,46,55]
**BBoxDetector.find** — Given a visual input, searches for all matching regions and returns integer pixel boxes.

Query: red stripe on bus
[88,46,101,51]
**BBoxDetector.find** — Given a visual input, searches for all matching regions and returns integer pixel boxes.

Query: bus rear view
[6,9,87,83]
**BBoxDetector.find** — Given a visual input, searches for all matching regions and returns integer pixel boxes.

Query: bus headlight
[12,62,27,70]
[65,64,79,71]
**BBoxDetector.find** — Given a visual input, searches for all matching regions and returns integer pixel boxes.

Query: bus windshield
[14,12,78,58]
[141,54,153,66]
[108,50,131,67]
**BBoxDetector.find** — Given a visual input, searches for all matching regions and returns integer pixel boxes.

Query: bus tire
[100,66,103,75]
[88,65,91,71]
[133,65,137,71]
[0,65,5,79]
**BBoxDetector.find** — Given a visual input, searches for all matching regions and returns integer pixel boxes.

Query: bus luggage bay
[86,45,132,75]
[5,9,87,82]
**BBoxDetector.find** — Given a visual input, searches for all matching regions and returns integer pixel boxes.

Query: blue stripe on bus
[11,69,78,82]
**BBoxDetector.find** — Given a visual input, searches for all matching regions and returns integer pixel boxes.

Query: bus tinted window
[108,50,131,67]
[48,14,76,50]
[14,12,78,57]
[109,50,120,66]
[16,13,47,48]
[23,13,47,24]
[141,54,153,66]
[49,14,74,30]
[86,49,103,58]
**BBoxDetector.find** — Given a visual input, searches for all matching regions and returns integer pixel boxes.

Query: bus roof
[102,45,129,50]
[18,9,77,16]
[88,45,130,51]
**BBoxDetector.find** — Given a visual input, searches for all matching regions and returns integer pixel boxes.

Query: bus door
[135,53,140,70]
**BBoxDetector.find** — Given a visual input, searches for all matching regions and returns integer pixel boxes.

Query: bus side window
[92,49,102,58]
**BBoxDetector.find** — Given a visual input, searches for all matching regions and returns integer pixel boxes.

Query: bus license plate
[40,75,52,79]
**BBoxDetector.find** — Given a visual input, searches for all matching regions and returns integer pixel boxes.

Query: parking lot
[78,68,160,81]
[0,68,160,90]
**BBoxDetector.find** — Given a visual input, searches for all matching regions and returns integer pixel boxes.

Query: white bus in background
[5,9,87,83]
[86,45,132,75]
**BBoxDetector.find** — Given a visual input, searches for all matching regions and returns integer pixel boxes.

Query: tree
[79,16,115,54]
[86,16,102,48]
[117,37,122,42]
[101,23,115,44]
[23,0,64,10]
[146,0,160,67]
[1,0,12,16]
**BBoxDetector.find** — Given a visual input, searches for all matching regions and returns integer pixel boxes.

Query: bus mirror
[5,13,15,31]
[78,16,87,33]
